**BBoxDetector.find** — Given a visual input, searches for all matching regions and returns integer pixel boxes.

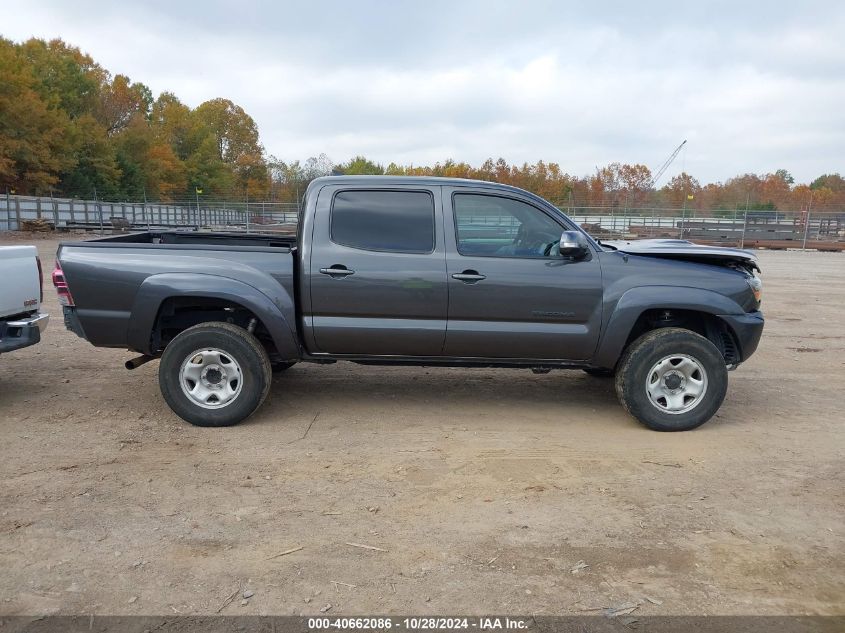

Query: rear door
[307,185,448,356]
[443,188,603,360]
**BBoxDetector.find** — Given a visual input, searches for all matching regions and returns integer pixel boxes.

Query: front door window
[453,194,563,259]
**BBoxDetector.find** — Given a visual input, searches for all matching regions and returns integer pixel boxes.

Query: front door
[443,189,603,360]
[308,185,448,356]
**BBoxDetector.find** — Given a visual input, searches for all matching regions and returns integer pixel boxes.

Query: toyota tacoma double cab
[53,176,764,431]
[0,245,49,354]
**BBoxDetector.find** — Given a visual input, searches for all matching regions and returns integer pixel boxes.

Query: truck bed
[57,231,298,352]
[84,230,297,249]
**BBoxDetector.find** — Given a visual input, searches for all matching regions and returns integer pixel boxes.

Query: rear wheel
[159,322,272,427]
[615,328,728,431]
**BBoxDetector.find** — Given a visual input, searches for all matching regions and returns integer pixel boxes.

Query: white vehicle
[0,246,48,354]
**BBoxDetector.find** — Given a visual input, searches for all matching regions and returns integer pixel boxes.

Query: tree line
[2,37,843,213]
[327,158,845,214]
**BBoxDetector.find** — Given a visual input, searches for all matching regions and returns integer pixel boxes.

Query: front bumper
[0,312,49,353]
[719,310,764,363]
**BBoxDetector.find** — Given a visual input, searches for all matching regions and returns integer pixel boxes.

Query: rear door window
[331,190,435,253]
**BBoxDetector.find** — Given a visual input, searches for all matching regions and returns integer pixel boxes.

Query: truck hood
[601,239,760,272]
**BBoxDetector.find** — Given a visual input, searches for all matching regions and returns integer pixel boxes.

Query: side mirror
[559,231,589,259]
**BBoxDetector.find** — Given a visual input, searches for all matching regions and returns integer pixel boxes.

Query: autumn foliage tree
[0,36,268,202]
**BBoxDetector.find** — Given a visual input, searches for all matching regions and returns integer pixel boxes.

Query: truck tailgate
[0,245,41,318]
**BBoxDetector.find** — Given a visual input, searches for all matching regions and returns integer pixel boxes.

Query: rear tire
[615,328,728,432]
[158,322,272,427]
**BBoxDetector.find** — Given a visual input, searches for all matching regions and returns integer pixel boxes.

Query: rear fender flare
[592,286,744,368]
[127,273,299,359]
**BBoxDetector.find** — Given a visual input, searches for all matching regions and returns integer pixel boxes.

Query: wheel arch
[127,273,299,360]
[593,286,745,369]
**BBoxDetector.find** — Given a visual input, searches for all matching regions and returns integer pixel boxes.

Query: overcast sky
[4,0,844,183]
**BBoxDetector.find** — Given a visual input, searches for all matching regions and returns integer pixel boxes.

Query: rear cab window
[331,190,435,253]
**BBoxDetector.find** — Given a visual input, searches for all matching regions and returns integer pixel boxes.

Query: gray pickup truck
[54,176,764,431]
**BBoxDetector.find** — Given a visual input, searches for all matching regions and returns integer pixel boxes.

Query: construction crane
[649,140,687,189]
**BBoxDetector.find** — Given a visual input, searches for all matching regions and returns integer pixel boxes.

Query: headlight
[746,275,762,304]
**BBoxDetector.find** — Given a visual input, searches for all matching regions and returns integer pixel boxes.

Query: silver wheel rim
[645,354,708,415]
[179,348,243,409]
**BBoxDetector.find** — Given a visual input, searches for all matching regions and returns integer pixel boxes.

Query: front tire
[159,322,272,427]
[615,328,728,431]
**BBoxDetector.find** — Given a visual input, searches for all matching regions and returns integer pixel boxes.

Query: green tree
[18,38,104,120]
[336,156,384,175]
[185,135,234,198]
[193,98,263,163]
[810,173,845,191]
[774,169,794,185]
[151,92,194,159]
[59,114,122,198]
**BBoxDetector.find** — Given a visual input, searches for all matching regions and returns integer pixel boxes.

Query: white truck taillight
[52,261,74,307]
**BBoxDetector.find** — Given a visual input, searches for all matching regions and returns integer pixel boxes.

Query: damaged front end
[601,239,760,274]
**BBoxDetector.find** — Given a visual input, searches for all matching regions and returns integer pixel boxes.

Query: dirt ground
[0,233,842,617]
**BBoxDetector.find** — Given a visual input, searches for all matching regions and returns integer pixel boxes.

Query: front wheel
[158,322,272,427]
[615,328,728,431]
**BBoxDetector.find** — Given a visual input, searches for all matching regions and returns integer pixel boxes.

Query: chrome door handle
[451,271,486,283]
[319,266,355,277]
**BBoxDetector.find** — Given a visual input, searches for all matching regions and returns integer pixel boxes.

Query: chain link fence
[2,194,843,250]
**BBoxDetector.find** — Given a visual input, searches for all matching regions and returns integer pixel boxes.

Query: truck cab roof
[307,175,547,202]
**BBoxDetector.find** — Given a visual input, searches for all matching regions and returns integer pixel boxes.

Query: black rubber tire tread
[158,321,272,427]
[614,327,728,432]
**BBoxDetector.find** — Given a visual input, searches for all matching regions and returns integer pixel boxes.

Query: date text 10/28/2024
[307,617,530,630]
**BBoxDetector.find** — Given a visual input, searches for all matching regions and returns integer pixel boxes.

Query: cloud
[3,0,844,182]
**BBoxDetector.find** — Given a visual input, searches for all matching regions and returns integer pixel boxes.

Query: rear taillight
[36,256,44,303]
[52,261,74,307]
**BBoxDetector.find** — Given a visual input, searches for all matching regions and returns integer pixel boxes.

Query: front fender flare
[126,273,299,359]
[592,286,745,368]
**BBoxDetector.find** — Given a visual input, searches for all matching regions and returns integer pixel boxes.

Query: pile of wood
[109,217,131,232]
[21,219,53,232]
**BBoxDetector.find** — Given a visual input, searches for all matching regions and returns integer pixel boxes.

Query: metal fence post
[95,190,104,235]
[802,207,811,251]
